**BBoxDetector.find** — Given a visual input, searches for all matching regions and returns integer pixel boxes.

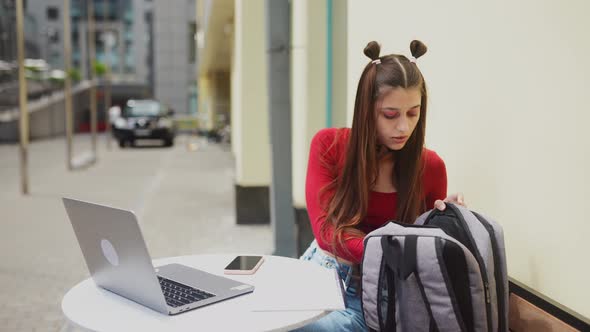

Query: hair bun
[410,40,427,59]
[364,41,381,61]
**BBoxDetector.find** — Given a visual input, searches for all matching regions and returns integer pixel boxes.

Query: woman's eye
[408,111,419,117]
[383,111,399,119]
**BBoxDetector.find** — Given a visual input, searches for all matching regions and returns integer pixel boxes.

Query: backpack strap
[382,235,469,332]
[415,236,467,332]
[380,236,420,330]
[380,235,417,280]
[384,263,397,331]
[380,236,401,330]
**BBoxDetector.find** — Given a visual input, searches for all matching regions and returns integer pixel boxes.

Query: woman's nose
[396,117,409,133]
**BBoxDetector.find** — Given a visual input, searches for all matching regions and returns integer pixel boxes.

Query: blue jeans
[291,240,366,332]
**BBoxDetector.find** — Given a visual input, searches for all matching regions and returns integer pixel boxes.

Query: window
[47,7,59,20]
[49,30,59,43]
[189,22,196,63]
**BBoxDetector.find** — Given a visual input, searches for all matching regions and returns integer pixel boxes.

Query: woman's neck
[373,150,396,193]
[376,145,394,163]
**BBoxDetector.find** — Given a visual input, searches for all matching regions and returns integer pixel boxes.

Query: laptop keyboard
[158,276,215,307]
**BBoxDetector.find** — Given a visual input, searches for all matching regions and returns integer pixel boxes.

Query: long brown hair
[320,40,429,257]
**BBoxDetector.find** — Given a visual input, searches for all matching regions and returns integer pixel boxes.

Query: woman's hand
[434,193,466,211]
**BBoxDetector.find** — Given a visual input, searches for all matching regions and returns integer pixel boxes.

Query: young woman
[295,40,465,331]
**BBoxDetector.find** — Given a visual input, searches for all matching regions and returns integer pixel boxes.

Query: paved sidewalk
[0,134,272,331]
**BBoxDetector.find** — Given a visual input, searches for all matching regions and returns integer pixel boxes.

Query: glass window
[124,101,165,117]
[189,22,196,63]
[47,7,59,20]
[49,30,59,43]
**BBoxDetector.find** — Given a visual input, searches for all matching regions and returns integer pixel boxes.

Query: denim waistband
[300,240,357,289]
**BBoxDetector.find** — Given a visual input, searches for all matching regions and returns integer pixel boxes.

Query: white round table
[62,254,338,331]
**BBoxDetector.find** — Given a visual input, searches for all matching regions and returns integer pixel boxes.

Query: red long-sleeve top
[305,127,448,264]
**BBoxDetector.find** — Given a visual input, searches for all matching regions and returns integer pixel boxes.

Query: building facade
[25,0,151,84]
[0,0,41,62]
[152,0,197,115]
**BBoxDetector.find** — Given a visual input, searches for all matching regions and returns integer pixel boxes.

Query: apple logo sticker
[101,239,119,266]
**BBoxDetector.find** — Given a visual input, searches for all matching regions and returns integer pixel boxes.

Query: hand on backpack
[434,193,466,211]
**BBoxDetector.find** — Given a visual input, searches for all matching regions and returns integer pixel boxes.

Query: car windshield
[125,101,165,117]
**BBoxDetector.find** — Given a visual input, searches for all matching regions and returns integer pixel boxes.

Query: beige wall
[291,0,328,208]
[331,0,348,129]
[197,71,230,131]
[231,0,270,186]
[347,0,590,317]
[291,0,349,208]
[197,75,214,130]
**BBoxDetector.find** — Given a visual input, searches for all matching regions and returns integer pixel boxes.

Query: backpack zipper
[443,205,494,332]
[473,211,506,332]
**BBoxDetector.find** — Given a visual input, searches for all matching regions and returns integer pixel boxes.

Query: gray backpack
[361,203,508,332]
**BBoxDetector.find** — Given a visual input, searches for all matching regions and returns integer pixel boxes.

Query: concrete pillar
[266,0,297,257]
[231,0,271,224]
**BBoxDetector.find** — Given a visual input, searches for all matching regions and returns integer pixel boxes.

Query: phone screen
[225,256,263,271]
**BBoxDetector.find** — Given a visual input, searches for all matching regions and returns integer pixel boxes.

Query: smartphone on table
[223,255,264,275]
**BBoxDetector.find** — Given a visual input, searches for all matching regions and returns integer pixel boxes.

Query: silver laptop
[63,197,255,315]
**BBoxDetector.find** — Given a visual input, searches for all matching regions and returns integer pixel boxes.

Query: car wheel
[118,140,125,148]
[164,139,174,147]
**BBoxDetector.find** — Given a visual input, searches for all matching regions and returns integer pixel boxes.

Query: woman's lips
[392,136,408,144]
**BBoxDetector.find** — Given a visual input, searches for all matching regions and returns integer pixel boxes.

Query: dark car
[112,99,176,147]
